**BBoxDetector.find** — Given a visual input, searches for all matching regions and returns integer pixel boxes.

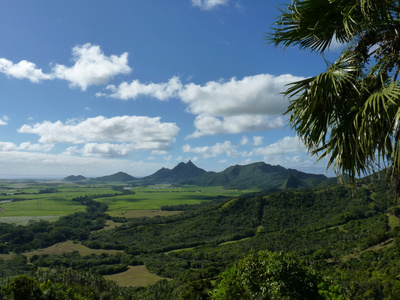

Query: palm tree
[268,0,400,192]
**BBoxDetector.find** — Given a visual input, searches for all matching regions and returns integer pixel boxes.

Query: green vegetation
[1,173,400,298]
[268,0,400,188]
[212,250,325,299]
[96,185,251,212]
[104,265,165,287]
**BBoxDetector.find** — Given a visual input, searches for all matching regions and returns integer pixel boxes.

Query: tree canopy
[269,0,400,191]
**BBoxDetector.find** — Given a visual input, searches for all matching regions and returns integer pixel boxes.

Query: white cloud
[240,135,249,145]
[182,141,239,158]
[192,0,229,10]
[18,115,180,150]
[179,74,302,116]
[0,150,166,178]
[188,114,284,138]
[240,158,253,165]
[252,136,263,146]
[0,59,52,83]
[18,142,54,151]
[0,115,9,126]
[250,136,307,157]
[101,76,182,100]
[0,142,17,151]
[98,73,303,137]
[0,44,131,90]
[151,150,168,155]
[53,43,131,90]
[65,143,133,157]
[0,141,54,152]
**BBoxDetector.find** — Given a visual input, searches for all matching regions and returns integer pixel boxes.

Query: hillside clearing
[104,265,167,287]
[23,240,123,259]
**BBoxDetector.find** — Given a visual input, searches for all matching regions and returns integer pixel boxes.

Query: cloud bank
[0,44,304,138]
[18,116,179,157]
[100,73,304,137]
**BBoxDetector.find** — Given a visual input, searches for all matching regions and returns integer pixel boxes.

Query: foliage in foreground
[0,269,138,300]
[269,0,400,190]
[211,250,326,300]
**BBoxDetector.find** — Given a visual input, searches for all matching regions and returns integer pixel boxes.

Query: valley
[0,162,399,299]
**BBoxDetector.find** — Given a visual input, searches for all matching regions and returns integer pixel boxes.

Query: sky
[0,0,343,179]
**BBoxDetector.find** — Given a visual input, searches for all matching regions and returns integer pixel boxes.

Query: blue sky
[0,0,342,178]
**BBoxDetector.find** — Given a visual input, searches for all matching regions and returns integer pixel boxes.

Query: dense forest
[1,174,400,299]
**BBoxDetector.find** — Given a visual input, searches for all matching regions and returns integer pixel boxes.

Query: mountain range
[63,161,331,190]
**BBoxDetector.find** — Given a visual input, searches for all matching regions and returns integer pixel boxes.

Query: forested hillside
[73,161,330,190]
[1,175,400,299]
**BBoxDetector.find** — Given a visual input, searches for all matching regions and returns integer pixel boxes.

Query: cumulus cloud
[18,142,54,151]
[65,143,134,157]
[250,136,307,157]
[99,73,302,137]
[179,74,301,116]
[192,0,229,10]
[0,59,52,82]
[180,73,301,136]
[100,76,182,100]
[18,115,180,151]
[253,136,263,146]
[0,116,9,126]
[53,44,131,90]
[0,44,131,90]
[240,135,249,145]
[188,114,285,138]
[0,141,54,152]
[0,142,17,151]
[182,141,239,158]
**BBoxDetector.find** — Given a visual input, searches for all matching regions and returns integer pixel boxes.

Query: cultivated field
[0,180,254,224]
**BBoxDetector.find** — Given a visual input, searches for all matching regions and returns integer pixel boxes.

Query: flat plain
[0,180,253,224]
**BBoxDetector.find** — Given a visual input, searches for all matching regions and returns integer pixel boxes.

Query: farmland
[1,174,400,298]
[0,180,254,224]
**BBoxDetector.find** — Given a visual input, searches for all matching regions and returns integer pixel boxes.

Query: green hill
[82,175,399,298]
[1,172,400,298]
[74,161,329,189]
[62,175,87,182]
[189,161,328,189]
[93,171,136,182]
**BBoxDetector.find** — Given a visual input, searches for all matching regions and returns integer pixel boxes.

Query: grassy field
[0,198,85,217]
[0,181,254,223]
[23,240,124,259]
[107,209,183,218]
[0,216,61,225]
[0,242,165,288]
[96,185,253,213]
[104,265,166,287]
[0,182,119,223]
[0,240,124,261]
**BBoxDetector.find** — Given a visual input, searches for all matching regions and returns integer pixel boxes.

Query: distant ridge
[63,175,87,182]
[93,171,136,182]
[76,161,330,190]
[186,162,328,190]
